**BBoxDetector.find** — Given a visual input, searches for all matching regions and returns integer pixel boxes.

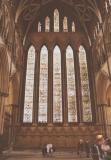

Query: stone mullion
[60,13,63,32]
[61,49,68,125]
[19,48,28,123]
[74,50,83,123]
[34,48,40,124]
[33,51,38,124]
[86,47,97,123]
[48,48,53,125]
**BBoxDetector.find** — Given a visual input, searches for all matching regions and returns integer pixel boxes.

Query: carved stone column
[0,92,8,135]
[61,48,68,126]
[74,49,83,123]
[48,47,53,126]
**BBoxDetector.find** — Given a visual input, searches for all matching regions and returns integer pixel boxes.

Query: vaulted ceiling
[16,0,104,42]
[0,0,107,46]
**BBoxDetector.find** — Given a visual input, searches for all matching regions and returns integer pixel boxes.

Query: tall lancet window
[54,9,59,32]
[23,46,35,123]
[38,22,41,32]
[72,22,75,32]
[66,46,77,122]
[63,17,68,32]
[79,45,92,122]
[38,46,48,123]
[53,46,62,122]
[45,16,50,32]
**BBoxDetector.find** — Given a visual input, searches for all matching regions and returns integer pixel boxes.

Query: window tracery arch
[79,45,92,122]
[23,45,35,123]
[54,9,59,32]
[63,17,68,32]
[38,45,48,123]
[66,45,77,122]
[53,45,62,122]
[45,16,50,32]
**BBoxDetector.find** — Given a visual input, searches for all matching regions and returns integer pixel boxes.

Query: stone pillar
[48,47,53,126]
[74,49,83,123]
[61,48,68,126]
[0,92,8,135]
[10,104,19,146]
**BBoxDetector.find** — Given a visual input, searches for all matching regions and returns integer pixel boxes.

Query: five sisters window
[23,45,92,123]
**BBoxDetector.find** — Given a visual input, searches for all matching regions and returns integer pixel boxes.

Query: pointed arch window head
[38,45,48,123]
[79,45,92,122]
[66,45,77,122]
[38,22,41,32]
[63,17,68,32]
[54,9,59,32]
[45,16,50,32]
[72,21,75,32]
[23,46,35,123]
[53,45,62,122]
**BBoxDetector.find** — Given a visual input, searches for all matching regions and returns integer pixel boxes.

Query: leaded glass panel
[63,17,68,32]
[38,22,41,32]
[54,9,59,32]
[23,46,35,123]
[38,46,48,123]
[53,46,62,122]
[66,46,77,122]
[45,16,50,32]
[72,22,75,32]
[79,45,92,122]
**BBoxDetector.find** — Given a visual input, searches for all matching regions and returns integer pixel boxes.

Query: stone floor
[0,150,92,160]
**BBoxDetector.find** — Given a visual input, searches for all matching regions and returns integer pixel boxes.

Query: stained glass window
[54,9,59,32]
[45,16,50,32]
[79,45,92,122]
[53,46,62,122]
[63,17,68,32]
[23,46,35,123]
[66,46,77,122]
[72,22,75,32]
[38,46,48,123]
[38,22,41,32]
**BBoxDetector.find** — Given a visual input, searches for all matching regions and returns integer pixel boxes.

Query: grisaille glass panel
[53,46,62,122]
[38,46,48,123]
[66,46,77,122]
[72,21,75,32]
[63,17,68,32]
[38,22,41,32]
[23,46,35,123]
[54,9,59,32]
[79,45,92,122]
[45,16,50,32]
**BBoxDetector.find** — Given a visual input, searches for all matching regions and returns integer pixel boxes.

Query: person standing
[91,135,105,160]
[77,139,84,157]
[84,140,90,158]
